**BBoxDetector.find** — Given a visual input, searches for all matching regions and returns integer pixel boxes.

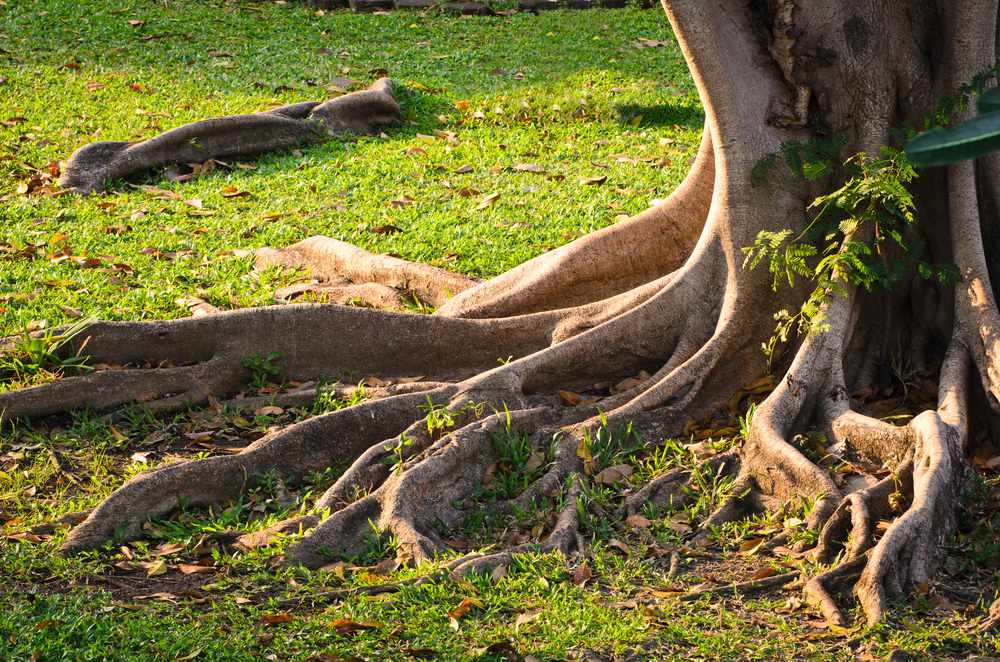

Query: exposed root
[61,389,435,553]
[435,126,715,319]
[854,340,970,625]
[803,555,867,627]
[220,380,449,415]
[283,406,555,568]
[814,462,912,564]
[0,357,240,421]
[257,236,477,309]
[60,78,401,194]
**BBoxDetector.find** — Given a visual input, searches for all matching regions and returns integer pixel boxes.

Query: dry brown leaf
[448,596,484,620]
[254,405,284,417]
[331,618,380,634]
[178,563,215,575]
[571,562,593,586]
[594,463,633,485]
[607,538,630,554]
[750,567,778,580]
[515,609,542,627]
[475,192,501,210]
[580,175,607,186]
[261,613,294,625]
[558,390,583,406]
[220,185,250,198]
[153,542,185,556]
[626,513,652,529]
[143,559,168,577]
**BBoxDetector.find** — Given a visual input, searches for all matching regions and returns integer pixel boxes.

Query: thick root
[61,390,436,553]
[257,236,478,309]
[284,406,555,567]
[60,78,401,194]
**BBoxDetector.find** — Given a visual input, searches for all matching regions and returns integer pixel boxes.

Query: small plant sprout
[241,352,281,389]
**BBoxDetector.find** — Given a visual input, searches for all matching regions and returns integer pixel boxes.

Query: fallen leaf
[220,186,250,198]
[626,513,652,529]
[254,405,284,417]
[448,596,484,620]
[515,609,542,627]
[130,451,153,463]
[261,613,294,625]
[178,563,215,574]
[559,390,583,406]
[571,562,593,585]
[594,463,633,485]
[153,541,185,556]
[580,175,607,186]
[330,618,380,634]
[513,163,545,173]
[370,224,402,235]
[143,559,168,577]
[750,567,778,580]
[607,538,630,554]
[475,192,501,210]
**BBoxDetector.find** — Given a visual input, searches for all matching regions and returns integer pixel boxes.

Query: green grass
[1,1,999,660]
[0,0,700,337]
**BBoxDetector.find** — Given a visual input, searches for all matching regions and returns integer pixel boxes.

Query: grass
[1,1,998,660]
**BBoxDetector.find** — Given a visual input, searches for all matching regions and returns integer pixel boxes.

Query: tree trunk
[6,0,1000,627]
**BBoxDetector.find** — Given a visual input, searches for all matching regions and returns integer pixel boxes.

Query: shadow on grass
[616,102,703,129]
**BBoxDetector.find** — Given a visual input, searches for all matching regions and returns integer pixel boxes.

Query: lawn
[0,1,998,660]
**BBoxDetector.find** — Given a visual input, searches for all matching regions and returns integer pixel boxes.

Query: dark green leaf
[979,87,1000,114]
[906,111,1000,166]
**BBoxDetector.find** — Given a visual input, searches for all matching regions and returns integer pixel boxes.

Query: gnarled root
[60,78,401,194]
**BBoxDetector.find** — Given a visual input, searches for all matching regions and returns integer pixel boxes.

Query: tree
[4,0,999,628]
